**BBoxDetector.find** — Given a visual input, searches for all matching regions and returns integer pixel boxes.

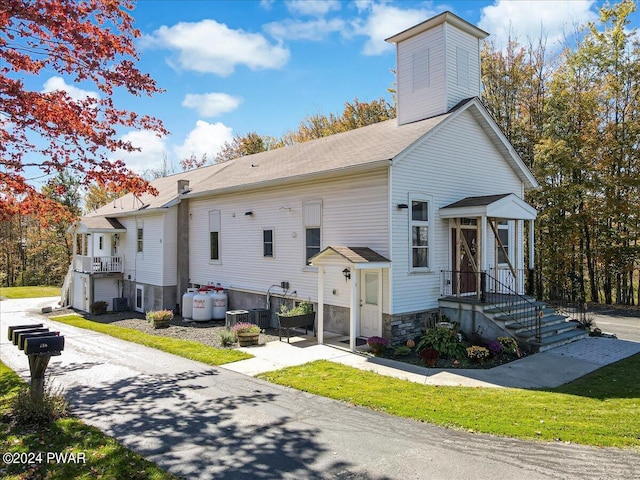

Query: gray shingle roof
[86,112,451,218]
[310,246,391,265]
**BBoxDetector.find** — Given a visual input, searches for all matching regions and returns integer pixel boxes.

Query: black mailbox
[12,328,49,345]
[8,324,44,341]
[24,335,65,355]
[18,331,60,350]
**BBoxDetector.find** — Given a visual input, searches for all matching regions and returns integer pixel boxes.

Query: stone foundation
[383,309,439,345]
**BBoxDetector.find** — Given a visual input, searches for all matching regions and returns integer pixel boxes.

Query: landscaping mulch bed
[45,307,281,349]
[373,349,526,369]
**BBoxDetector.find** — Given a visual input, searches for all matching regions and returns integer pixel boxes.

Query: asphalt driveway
[1,297,639,479]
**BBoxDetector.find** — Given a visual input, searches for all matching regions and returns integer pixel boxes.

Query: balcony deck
[74,256,123,274]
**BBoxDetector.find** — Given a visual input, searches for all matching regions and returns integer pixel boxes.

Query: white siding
[189,169,390,313]
[162,208,178,285]
[396,24,447,124]
[445,23,481,111]
[120,212,173,286]
[391,109,523,313]
[93,277,119,309]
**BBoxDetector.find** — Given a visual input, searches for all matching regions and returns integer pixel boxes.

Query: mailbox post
[7,324,64,402]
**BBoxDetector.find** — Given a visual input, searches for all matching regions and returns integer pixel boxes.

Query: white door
[135,284,144,313]
[360,270,380,338]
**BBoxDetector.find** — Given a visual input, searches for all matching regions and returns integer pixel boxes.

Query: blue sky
[32,0,640,174]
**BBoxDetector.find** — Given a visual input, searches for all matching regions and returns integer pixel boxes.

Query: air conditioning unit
[112,297,129,312]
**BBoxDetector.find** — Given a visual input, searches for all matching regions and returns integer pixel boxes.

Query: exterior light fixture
[397,203,409,209]
[342,268,351,281]
[245,211,253,216]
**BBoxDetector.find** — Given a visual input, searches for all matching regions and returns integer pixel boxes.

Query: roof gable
[391,98,538,190]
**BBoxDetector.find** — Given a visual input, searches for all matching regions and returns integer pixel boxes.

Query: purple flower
[367,336,388,347]
[487,340,503,356]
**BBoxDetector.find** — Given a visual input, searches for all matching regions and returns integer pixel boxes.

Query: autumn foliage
[0,0,165,221]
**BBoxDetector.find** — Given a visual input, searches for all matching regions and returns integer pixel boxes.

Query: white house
[65,12,586,351]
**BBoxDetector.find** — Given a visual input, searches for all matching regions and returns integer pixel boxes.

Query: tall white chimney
[386,11,488,125]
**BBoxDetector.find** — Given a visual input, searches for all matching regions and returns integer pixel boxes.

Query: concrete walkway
[2,297,640,479]
[228,332,640,389]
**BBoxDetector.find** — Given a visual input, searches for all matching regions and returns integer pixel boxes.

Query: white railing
[74,256,124,273]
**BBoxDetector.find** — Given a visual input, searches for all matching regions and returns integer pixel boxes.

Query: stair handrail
[60,263,74,307]
[529,272,587,325]
[480,271,542,343]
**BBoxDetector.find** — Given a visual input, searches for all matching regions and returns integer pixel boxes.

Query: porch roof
[74,216,127,233]
[439,193,537,220]
[310,246,391,269]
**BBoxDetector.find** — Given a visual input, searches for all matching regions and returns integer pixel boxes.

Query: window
[409,195,432,270]
[303,200,322,265]
[137,227,143,253]
[305,228,320,264]
[263,229,274,257]
[209,210,220,261]
[497,221,510,264]
[98,235,103,250]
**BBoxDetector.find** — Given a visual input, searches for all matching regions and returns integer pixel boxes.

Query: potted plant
[419,347,439,366]
[366,336,388,355]
[146,310,173,329]
[90,301,108,315]
[276,300,316,342]
[232,322,261,346]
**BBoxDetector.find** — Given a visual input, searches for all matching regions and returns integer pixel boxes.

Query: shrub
[10,383,68,426]
[231,322,261,334]
[218,329,236,346]
[367,336,388,355]
[486,340,503,357]
[419,347,439,364]
[146,310,174,322]
[279,300,314,316]
[466,345,490,361]
[497,336,518,354]
[416,327,466,359]
[393,345,412,356]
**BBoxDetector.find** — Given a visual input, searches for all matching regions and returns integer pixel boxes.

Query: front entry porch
[310,246,391,352]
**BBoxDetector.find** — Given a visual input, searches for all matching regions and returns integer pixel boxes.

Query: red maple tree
[1,0,165,220]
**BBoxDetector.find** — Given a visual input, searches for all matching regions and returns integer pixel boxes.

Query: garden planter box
[237,332,260,346]
[277,312,315,343]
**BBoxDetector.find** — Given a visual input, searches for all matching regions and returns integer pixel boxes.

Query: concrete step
[492,306,555,323]
[504,314,567,333]
[528,329,589,353]
[515,320,578,340]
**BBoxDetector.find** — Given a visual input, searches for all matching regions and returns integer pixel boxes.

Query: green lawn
[258,354,640,449]
[0,286,61,299]
[50,314,252,365]
[0,361,178,480]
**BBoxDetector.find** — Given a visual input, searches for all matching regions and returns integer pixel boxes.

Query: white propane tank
[181,288,197,320]
[192,289,213,322]
[210,286,228,320]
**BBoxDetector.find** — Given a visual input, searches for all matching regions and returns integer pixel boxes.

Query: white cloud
[352,3,434,55]
[182,93,243,117]
[113,130,167,173]
[285,0,341,17]
[174,120,234,161]
[142,20,290,77]
[41,76,99,101]
[479,0,598,49]
[264,17,345,41]
[260,0,276,10]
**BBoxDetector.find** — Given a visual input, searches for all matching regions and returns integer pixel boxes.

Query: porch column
[317,266,324,344]
[349,267,357,352]
[480,215,487,272]
[528,219,535,269]
[514,220,520,294]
